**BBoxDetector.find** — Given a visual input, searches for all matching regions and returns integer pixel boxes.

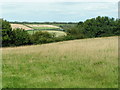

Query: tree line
[64,16,120,38]
[1,16,120,47]
[10,21,77,24]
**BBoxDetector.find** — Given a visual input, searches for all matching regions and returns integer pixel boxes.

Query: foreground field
[2,36,118,88]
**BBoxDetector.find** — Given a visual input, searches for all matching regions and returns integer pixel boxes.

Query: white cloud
[0,0,119,3]
[84,2,117,11]
[1,1,118,22]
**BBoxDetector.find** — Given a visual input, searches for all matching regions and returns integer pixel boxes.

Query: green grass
[2,36,118,88]
[25,24,67,37]
[27,30,67,37]
[32,27,60,30]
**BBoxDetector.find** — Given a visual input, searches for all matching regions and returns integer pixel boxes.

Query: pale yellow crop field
[27,24,60,28]
[11,24,32,30]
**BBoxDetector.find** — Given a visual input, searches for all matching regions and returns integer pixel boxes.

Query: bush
[32,31,55,44]
[12,28,32,46]
[65,26,85,39]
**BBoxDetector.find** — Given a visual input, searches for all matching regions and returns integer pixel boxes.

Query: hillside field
[27,30,67,37]
[10,24,67,37]
[25,23,76,27]
[26,24,60,29]
[2,36,118,88]
[10,24,32,30]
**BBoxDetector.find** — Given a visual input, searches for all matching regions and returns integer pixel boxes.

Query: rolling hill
[10,24,66,37]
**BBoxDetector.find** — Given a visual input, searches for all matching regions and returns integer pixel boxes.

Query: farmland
[24,23,76,27]
[30,27,59,30]
[10,24,32,30]
[27,30,66,37]
[2,36,118,88]
[26,24,60,29]
[10,24,67,37]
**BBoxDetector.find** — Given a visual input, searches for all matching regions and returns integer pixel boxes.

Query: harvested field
[27,24,60,28]
[11,24,32,30]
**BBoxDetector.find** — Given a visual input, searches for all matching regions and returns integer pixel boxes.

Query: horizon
[6,16,118,23]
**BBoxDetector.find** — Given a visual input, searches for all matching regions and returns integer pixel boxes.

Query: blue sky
[1,1,118,22]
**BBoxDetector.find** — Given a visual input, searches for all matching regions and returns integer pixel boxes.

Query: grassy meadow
[2,36,118,88]
[27,30,67,37]
[32,27,59,30]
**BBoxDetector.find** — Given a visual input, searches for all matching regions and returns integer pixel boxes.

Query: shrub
[32,31,55,44]
[12,28,32,46]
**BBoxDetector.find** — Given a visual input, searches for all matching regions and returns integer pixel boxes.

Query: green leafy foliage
[66,16,120,38]
[31,31,55,44]
[82,16,117,37]
[1,19,14,47]
[12,28,32,46]
[1,16,120,47]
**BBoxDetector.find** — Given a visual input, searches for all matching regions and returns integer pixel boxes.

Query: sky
[0,0,119,22]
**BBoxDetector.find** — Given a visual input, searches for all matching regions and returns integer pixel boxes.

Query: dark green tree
[12,28,32,46]
[1,19,14,47]
[81,16,118,37]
